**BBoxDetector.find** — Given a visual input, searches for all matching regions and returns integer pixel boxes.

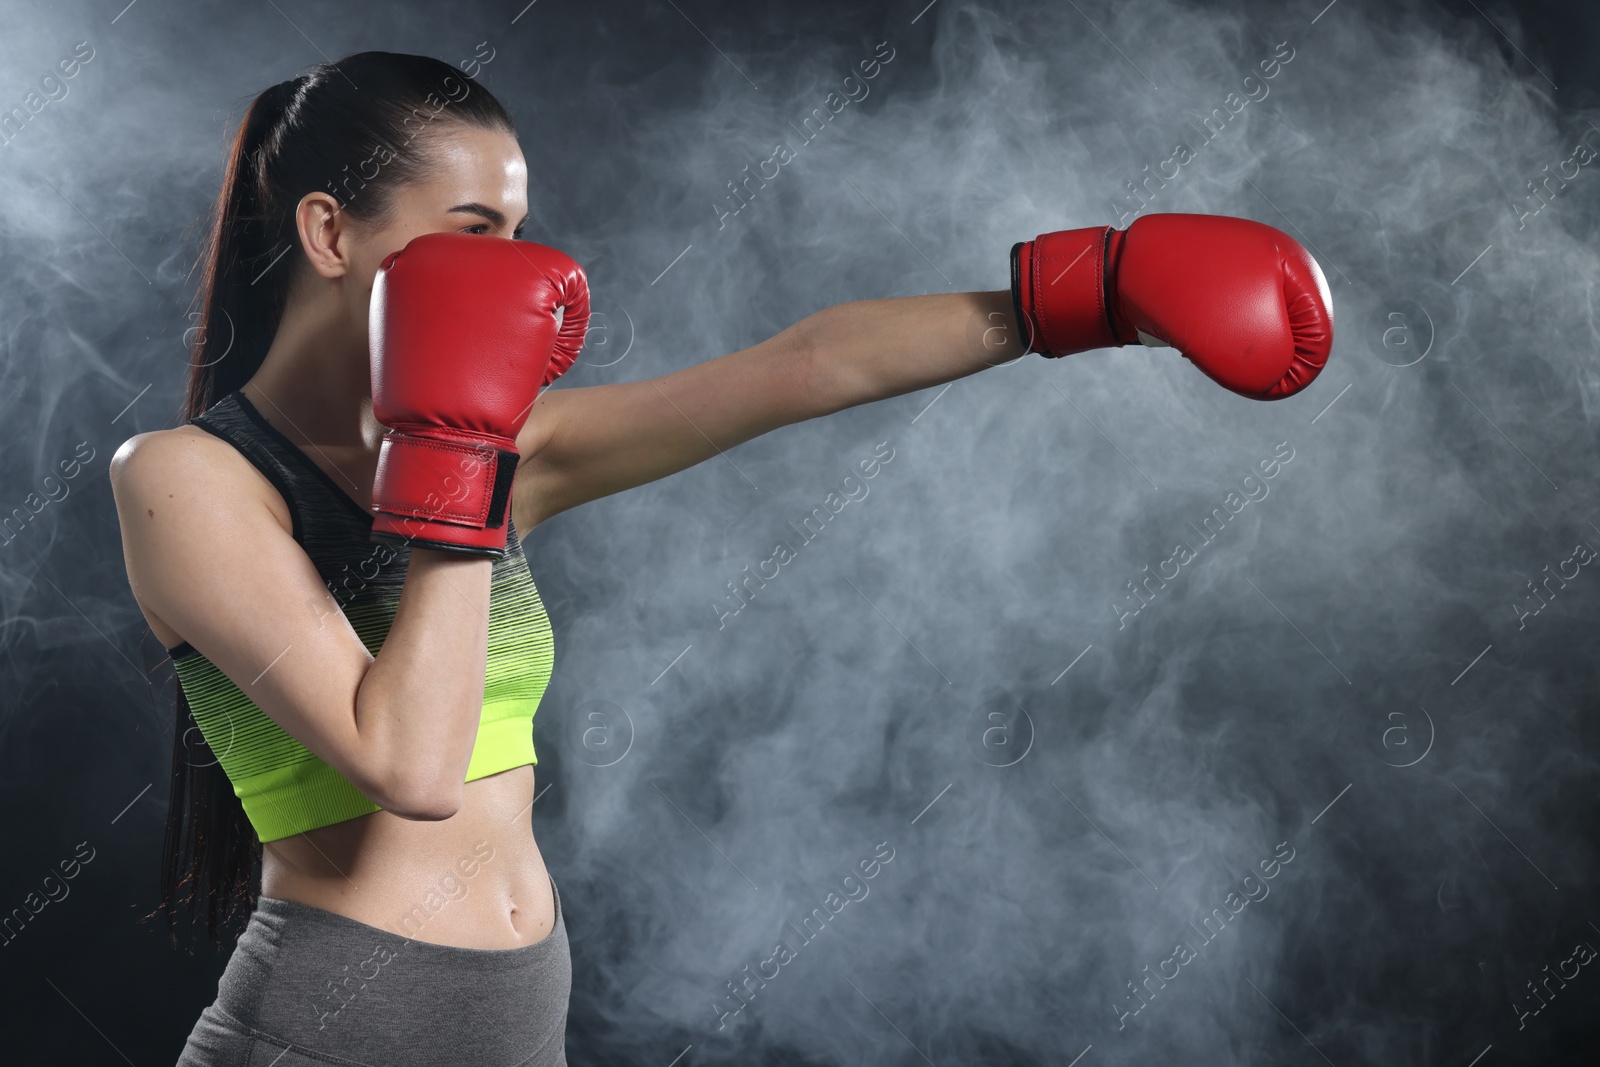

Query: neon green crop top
[166,391,555,843]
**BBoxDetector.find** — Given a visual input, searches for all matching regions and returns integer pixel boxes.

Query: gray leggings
[175,876,570,1066]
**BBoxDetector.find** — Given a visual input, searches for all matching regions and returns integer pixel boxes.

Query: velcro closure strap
[372,431,519,530]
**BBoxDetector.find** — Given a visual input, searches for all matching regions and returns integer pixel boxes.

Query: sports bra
[165,390,556,843]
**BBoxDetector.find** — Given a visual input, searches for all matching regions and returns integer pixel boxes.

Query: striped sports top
[167,390,556,843]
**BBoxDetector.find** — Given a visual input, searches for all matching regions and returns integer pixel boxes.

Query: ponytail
[149,52,516,951]
[181,77,301,420]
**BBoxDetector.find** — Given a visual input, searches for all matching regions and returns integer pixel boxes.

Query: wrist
[405,542,499,566]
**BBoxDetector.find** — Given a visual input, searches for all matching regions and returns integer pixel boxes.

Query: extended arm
[512,289,1023,528]
[514,212,1334,529]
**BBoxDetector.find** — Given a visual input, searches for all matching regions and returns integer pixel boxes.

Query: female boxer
[109,50,1330,1067]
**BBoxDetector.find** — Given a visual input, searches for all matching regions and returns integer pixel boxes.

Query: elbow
[351,686,469,822]
[385,785,463,823]
[792,309,838,418]
[373,770,463,822]
[795,306,863,419]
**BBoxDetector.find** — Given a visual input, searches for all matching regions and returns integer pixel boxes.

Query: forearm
[802,290,1028,415]
[354,548,492,818]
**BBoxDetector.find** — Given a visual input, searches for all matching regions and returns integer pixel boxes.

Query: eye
[512,226,525,240]
[461,224,491,235]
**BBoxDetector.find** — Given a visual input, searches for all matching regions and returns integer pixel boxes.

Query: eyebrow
[446,202,528,230]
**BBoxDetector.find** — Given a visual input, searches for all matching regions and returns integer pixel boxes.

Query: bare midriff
[259,763,556,950]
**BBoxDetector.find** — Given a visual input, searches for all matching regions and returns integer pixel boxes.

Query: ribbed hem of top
[243,709,539,843]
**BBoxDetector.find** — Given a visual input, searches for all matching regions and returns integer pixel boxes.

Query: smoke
[1,0,1597,1062]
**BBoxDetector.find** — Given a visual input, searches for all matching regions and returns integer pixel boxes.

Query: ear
[294,191,353,279]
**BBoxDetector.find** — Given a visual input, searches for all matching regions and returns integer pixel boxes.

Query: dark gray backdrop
[1,0,1597,1063]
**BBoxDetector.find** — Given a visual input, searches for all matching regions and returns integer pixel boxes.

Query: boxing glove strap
[1012,226,1126,357]
[369,514,511,559]
[371,430,519,530]
[1009,241,1035,354]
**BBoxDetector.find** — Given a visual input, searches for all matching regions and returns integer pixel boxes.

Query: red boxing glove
[1010,212,1332,399]
[368,231,590,557]
[541,315,582,388]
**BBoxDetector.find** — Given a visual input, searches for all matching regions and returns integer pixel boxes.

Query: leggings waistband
[251,872,564,974]
[180,875,571,1066]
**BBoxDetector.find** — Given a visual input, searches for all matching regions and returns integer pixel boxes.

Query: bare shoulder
[111,423,229,483]
[110,424,293,646]
[110,424,290,533]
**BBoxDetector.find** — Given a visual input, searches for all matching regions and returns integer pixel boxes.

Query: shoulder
[110,424,291,536]
[110,425,297,649]
[110,423,206,476]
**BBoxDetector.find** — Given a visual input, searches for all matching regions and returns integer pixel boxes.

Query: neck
[242,289,377,448]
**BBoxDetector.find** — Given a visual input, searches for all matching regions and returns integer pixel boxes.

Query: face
[293,123,528,341]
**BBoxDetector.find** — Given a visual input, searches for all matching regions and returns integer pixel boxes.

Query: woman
[111,50,1329,1067]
